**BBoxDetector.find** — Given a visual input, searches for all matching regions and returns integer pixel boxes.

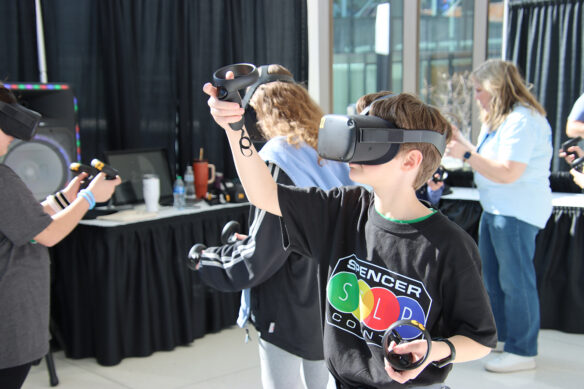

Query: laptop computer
[104,148,174,207]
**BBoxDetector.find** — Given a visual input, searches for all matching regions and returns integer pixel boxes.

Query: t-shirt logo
[326,255,432,346]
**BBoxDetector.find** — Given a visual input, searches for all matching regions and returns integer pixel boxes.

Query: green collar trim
[376,208,437,224]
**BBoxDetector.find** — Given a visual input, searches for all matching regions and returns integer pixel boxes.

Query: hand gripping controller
[382,319,432,371]
[212,63,259,155]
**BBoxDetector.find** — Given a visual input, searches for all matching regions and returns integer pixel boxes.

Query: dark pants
[0,362,32,389]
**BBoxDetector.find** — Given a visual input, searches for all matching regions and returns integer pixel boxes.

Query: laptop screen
[104,148,174,206]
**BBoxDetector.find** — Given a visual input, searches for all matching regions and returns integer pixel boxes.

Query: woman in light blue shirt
[446,59,552,374]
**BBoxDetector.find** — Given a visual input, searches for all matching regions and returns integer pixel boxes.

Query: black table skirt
[49,204,250,366]
[440,199,584,334]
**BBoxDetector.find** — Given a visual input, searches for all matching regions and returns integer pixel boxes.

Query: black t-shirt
[278,184,497,388]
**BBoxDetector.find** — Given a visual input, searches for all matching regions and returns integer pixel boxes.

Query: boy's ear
[401,149,423,172]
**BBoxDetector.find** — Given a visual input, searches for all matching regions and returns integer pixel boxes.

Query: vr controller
[212,63,297,150]
[70,160,119,189]
[91,159,120,179]
[186,220,241,271]
[382,319,432,371]
[562,137,582,159]
[432,165,448,183]
[572,156,584,173]
[70,160,119,180]
[70,162,99,178]
[212,63,259,131]
[0,101,42,141]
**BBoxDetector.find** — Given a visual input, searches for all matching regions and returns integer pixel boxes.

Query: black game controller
[562,137,582,159]
[213,63,259,131]
[187,220,241,271]
[186,243,206,271]
[213,63,259,155]
[432,166,448,183]
[70,162,99,177]
[382,319,432,371]
[221,220,241,245]
[90,158,120,179]
[70,162,99,189]
[572,156,584,173]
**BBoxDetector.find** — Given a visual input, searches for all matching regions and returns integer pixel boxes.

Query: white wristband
[45,195,63,213]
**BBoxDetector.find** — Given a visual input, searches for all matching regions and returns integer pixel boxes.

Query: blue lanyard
[476,131,494,154]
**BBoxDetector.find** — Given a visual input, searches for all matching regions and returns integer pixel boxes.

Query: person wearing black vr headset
[197,65,353,389]
[204,74,497,388]
[0,83,121,389]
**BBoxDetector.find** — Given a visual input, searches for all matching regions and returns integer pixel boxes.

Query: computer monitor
[104,148,174,206]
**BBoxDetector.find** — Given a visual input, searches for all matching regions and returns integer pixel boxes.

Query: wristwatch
[463,150,472,161]
[431,337,456,368]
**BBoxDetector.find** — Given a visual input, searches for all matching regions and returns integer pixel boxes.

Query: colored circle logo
[328,273,401,331]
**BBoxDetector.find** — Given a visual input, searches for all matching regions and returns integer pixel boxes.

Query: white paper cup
[142,174,160,213]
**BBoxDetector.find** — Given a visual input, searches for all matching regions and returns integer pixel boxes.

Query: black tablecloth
[49,204,250,366]
[440,199,584,334]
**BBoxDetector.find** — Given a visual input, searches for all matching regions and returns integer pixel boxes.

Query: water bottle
[184,165,195,202]
[173,175,186,209]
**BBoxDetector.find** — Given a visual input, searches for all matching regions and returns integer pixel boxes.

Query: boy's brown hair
[355,92,452,189]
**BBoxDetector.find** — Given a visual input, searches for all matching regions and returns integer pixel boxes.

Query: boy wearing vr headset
[203,78,496,388]
[0,83,121,389]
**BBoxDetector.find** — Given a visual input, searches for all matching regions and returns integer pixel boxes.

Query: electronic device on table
[104,148,174,207]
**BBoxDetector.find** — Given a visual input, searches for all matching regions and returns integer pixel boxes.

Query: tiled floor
[23,327,584,389]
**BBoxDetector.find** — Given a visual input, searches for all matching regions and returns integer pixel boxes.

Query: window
[332,0,404,114]
[419,0,475,100]
[487,0,504,58]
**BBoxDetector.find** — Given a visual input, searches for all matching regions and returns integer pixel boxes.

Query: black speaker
[1,83,78,200]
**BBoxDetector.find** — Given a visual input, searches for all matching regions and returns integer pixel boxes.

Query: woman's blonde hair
[356,92,452,190]
[471,59,546,131]
[250,65,323,151]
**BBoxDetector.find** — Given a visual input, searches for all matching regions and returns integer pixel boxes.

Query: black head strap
[358,93,447,156]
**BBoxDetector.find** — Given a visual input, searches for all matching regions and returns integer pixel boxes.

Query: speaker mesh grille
[4,138,72,200]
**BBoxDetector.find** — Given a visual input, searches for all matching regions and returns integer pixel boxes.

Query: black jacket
[197,164,324,360]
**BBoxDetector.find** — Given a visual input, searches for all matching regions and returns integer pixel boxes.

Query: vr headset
[241,65,295,141]
[0,101,42,141]
[317,95,448,165]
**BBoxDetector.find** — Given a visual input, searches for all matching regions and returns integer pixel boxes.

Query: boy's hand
[570,168,584,189]
[203,72,245,131]
[384,340,431,384]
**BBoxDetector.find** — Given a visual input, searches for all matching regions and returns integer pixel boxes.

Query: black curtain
[0,1,39,82]
[176,0,308,179]
[0,0,308,179]
[506,0,584,172]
